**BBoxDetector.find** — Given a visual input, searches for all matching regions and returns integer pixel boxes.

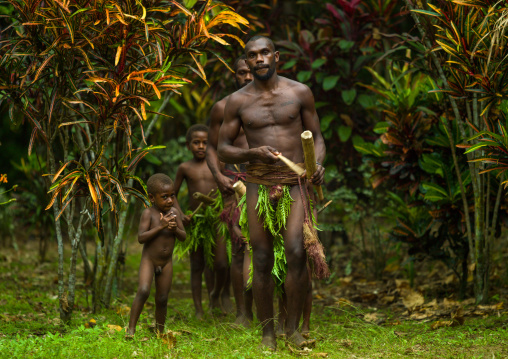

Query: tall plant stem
[47,149,67,320]
[404,0,473,259]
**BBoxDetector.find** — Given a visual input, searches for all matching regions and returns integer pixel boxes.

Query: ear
[148,193,155,203]
[274,51,280,63]
[186,141,191,150]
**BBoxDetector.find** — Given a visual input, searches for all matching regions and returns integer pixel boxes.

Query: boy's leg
[222,267,234,314]
[154,260,173,334]
[282,186,309,346]
[128,254,154,335]
[190,247,206,319]
[246,183,276,350]
[210,233,229,313]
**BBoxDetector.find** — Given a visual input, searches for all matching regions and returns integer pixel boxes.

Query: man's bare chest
[240,93,301,129]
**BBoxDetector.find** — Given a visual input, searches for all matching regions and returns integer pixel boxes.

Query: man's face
[245,38,279,81]
[235,60,253,89]
[187,131,207,160]
[150,184,175,213]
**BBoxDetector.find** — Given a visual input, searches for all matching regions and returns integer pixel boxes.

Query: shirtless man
[206,55,254,327]
[217,36,325,350]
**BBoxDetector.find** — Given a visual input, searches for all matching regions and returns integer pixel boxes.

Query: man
[217,36,325,350]
[206,55,254,327]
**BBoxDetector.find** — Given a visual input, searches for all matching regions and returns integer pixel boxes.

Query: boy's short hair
[146,173,173,195]
[186,124,209,143]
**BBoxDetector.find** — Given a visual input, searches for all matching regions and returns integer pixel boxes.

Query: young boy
[127,173,186,336]
[174,124,231,319]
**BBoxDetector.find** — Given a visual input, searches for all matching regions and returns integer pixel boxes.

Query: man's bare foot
[125,333,134,340]
[301,326,310,339]
[259,335,277,351]
[221,294,235,314]
[195,311,204,320]
[287,331,315,348]
[209,294,225,315]
[275,324,285,338]
[233,314,251,328]
[126,327,135,336]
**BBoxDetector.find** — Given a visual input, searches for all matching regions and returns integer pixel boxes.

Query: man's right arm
[206,101,234,195]
[218,95,279,164]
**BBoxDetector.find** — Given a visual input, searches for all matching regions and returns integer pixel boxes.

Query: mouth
[255,66,269,72]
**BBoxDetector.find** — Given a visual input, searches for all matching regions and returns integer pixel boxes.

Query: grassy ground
[0,242,507,359]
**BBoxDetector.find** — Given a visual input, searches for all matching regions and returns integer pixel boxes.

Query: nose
[245,72,253,81]
[256,53,264,63]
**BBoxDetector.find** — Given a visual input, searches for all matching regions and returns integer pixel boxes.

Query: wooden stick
[189,202,203,219]
[189,189,216,218]
[317,200,332,214]
[301,131,324,201]
[233,181,246,197]
[277,154,305,176]
[192,191,215,205]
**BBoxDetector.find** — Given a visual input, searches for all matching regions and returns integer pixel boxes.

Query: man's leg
[246,183,276,350]
[128,255,154,335]
[231,238,249,326]
[154,260,173,334]
[276,290,287,337]
[242,243,254,321]
[301,275,312,336]
[282,186,309,346]
[210,234,229,314]
[190,247,206,319]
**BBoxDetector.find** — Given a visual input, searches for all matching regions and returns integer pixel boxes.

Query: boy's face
[149,184,175,212]
[187,131,207,160]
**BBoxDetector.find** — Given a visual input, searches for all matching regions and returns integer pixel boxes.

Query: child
[174,124,231,319]
[127,173,186,336]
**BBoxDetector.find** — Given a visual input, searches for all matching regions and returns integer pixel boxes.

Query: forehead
[236,60,249,72]
[245,38,274,53]
[190,131,207,140]
[156,183,173,194]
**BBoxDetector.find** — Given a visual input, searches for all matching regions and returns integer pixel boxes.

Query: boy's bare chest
[241,93,301,129]
[186,163,214,183]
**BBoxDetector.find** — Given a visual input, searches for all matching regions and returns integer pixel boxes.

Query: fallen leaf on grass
[337,339,353,348]
[157,331,176,348]
[363,312,385,324]
[393,331,408,337]
[313,353,328,358]
[379,295,395,305]
[402,290,424,310]
[430,320,452,330]
[107,324,123,332]
[404,344,426,354]
[451,308,465,326]
[335,298,353,307]
[84,318,96,328]
[116,306,130,315]
[287,345,313,356]
[139,337,149,342]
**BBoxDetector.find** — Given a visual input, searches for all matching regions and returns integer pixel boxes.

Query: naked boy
[127,173,186,336]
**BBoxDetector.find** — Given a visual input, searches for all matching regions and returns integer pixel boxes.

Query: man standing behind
[206,55,254,327]
[218,36,325,350]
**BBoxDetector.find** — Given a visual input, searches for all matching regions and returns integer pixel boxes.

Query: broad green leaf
[323,75,340,91]
[373,122,389,134]
[282,59,297,70]
[338,40,355,51]
[338,125,352,142]
[311,58,326,69]
[358,94,376,109]
[342,89,357,105]
[297,70,312,83]
[320,114,335,132]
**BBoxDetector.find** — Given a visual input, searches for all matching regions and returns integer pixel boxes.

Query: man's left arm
[299,85,326,185]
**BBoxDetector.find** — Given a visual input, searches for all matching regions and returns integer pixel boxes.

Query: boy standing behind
[127,173,186,336]
[174,124,230,319]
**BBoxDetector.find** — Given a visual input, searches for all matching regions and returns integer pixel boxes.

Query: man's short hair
[146,173,173,195]
[245,35,275,52]
[233,54,247,72]
[186,124,209,143]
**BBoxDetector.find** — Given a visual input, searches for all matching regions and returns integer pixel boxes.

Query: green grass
[0,244,507,358]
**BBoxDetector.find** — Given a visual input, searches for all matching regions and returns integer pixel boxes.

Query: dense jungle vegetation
[1,0,508,357]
